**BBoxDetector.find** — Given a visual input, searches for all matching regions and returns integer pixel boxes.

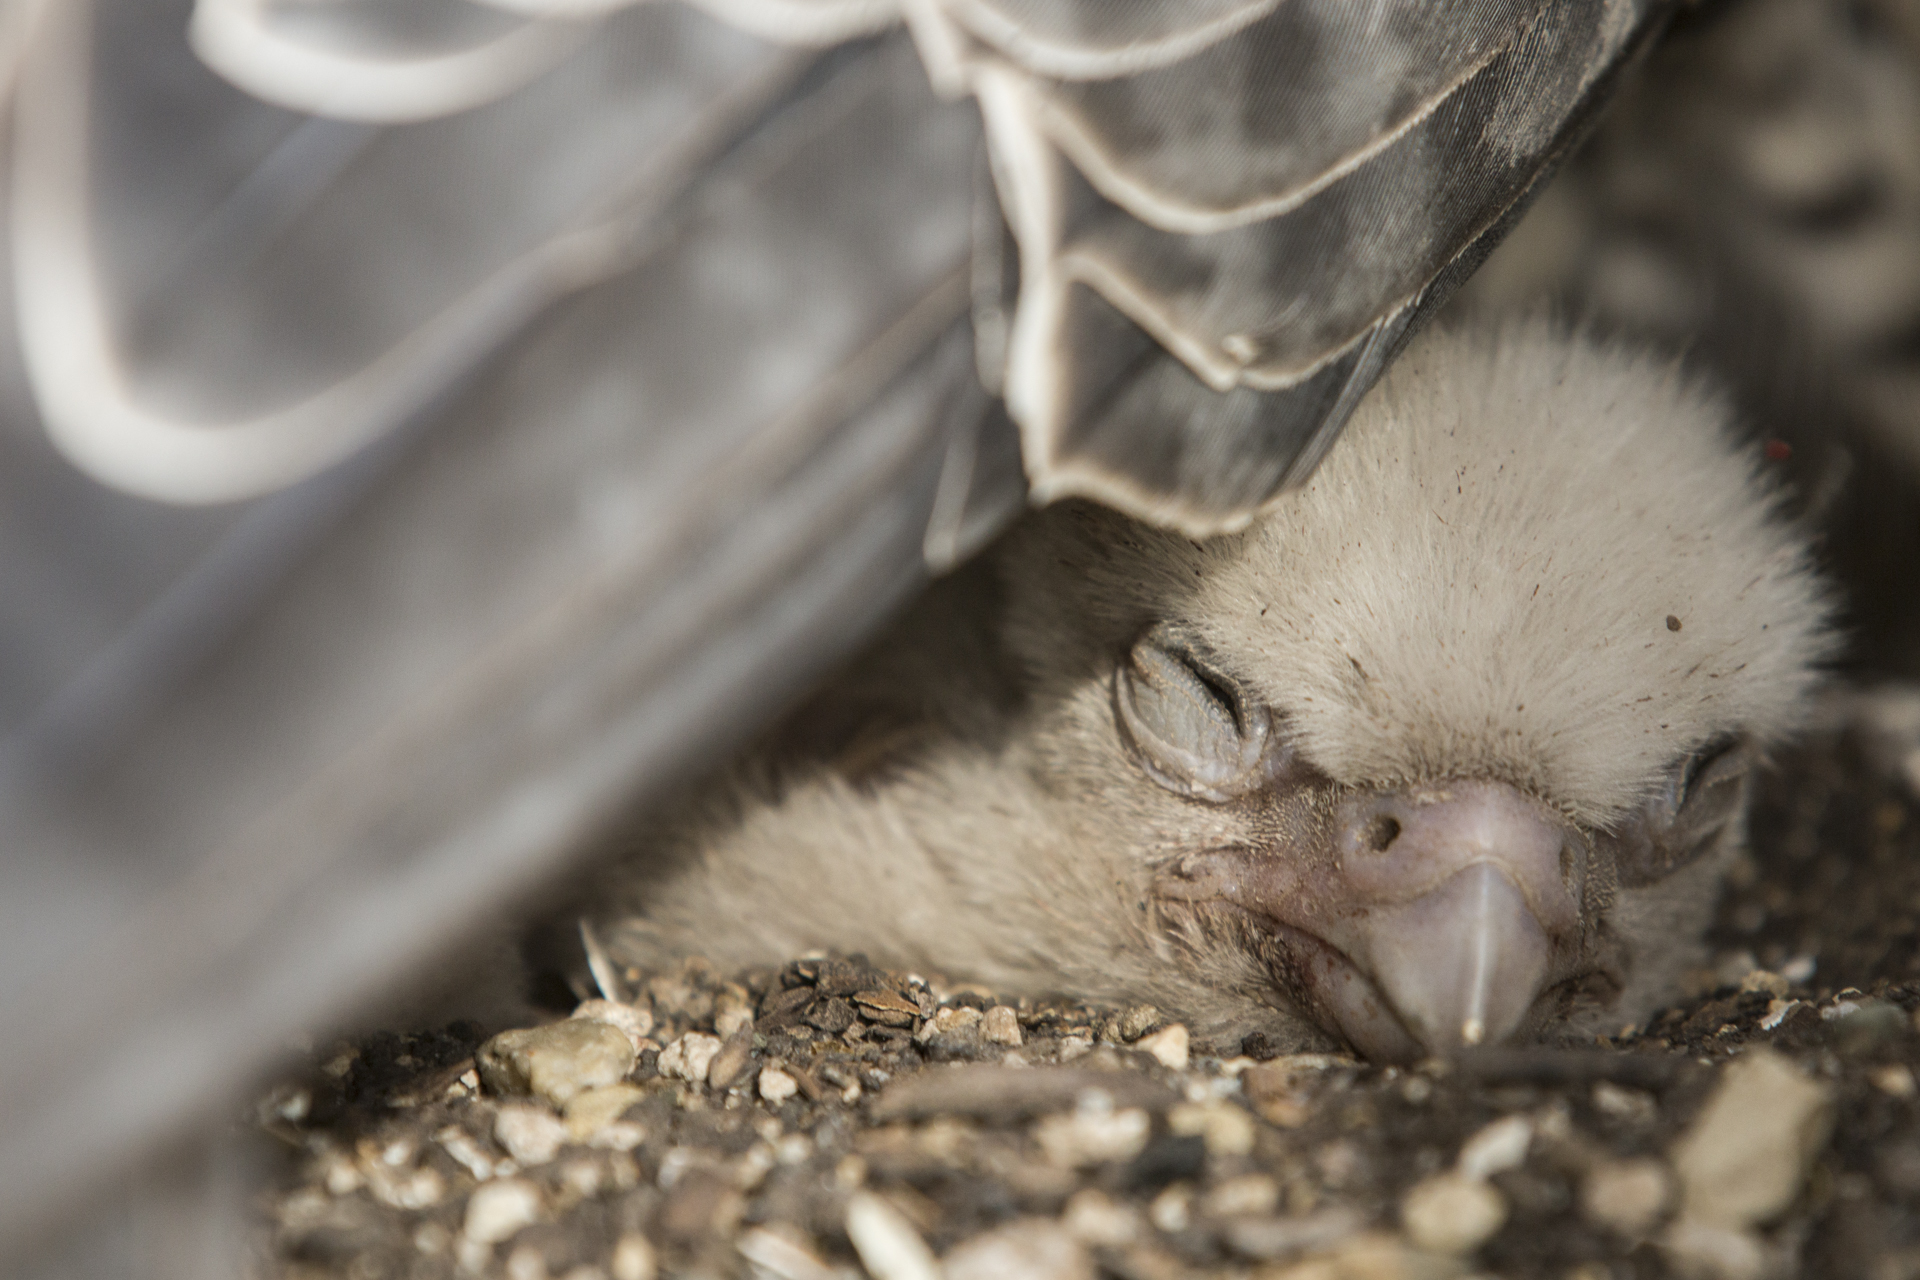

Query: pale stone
[478,1022,637,1107]
[1581,1159,1674,1237]
[609,1233,656,1280]
[736,1227,838,1280]
[1874,1065,1917,1097]
[759,1066,799,1105]
[1221,1208,1365,1261]
[456,1236,493,1273]
[1457,1115,1531,1181]
[1033,1091,1152,1167]
[365,1163,445,1210]
[656,1033,723,1084]
[1136,1023,1190,1071]
[1148,1185,1191,1233]
[1061,1189,1140,1246]
[1738,969,1790,998]
[590,1122,647,1152]
[495,1105,570,1166]
[1169,1099,1256,1156]
[1670,1049,1834,1228]
[1660,1218,1772,1280]
[1313,1228,1459,1280]
[982,1005,1023,1046]
[1202,1173,1280,1218]
[845,1191,940,1280]
[914,1006,983,1044]
[506,1243,548,1280]
[436,1125,504,1181]
[319,1150,363,1196]
[563,1084,646,1141]
[571,1000,653,1051]
[464,1179,542,1245]
[1401,1173,1507,1254]
[943,1219,1092,1280]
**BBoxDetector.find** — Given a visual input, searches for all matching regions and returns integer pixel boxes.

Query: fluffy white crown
[1006,319,1836,824]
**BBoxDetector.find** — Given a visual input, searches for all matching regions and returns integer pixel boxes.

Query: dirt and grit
[251,700,1920,1280]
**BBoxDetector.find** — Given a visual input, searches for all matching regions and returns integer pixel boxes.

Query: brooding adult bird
[594,320,1834,1060]
[0,0,1684,1253]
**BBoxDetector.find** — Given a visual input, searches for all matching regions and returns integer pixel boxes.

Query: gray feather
[0,0,1687,1259]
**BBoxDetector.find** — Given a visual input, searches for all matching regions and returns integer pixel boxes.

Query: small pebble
[1827,998,1907,1052]
[1874,1064,1917,1097]
[657,1032,723,1084]
[1119,1005,1163,1040]
[1401,1172,1507,1254]
[505,1244,547,1280]
[845,1191,940,1280]
[365,1163,445,1211]
[436,1126,502,1181]
[706,1030,755,1090]
[1148,1184,1191,1233]
[1061,1190,1141,1246]
[1301,1230,1463,1280]
[1737,969,1790,998]
[1592,1080,1658,1124]
[1168,1099,1256,1156]
[571,1000,654,1051]
[1670,1049,1834,1229]
[943,1218,1092,1280]
[609,1233,656,1280]
[1136,1023,1190,1071]
[1778,956,1815,984]
[760,1066,799,1105]
[478,1022,637,1107]
[495,1105,570,1166]
[1033,1091,1152,1167]
[1202,1173,1280,1218]
[464,1179,543,1245]
[1582,1159,1674,1237]
[563,1084,646,1141]
[714,986,756,1039]
[1457,1115,1531,1181]
[1221,1208,1365,1262]
[982,1005,1023,1046]
[736,1227,839,1280]
[915,1005,983,1044]
[1660,1218,1771,1280]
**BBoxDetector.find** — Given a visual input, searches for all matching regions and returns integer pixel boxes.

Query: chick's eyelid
[1114,629,1299,805]
[1676,732,1747,803]
[1131,643,1238,733]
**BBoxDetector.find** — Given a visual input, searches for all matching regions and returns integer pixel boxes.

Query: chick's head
[993,320,1835,1060]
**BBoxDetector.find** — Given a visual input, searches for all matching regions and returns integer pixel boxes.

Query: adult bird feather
[0,0,1680,1262]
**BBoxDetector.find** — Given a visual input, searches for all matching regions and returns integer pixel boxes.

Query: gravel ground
[251,705,1920,1280]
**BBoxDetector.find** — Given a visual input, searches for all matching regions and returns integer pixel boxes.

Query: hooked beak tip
[1325,861,1558,1060]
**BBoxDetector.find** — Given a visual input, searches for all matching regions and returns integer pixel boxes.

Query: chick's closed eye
[591,319,1836,1062]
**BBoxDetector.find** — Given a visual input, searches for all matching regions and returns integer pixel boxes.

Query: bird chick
[592,319,1834,1061]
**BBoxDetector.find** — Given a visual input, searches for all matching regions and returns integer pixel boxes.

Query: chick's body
[595,320,1834,1058]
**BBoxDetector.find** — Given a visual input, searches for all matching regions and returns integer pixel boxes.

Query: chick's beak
[1159,779,1587,1062]
[1314,781,1583,1060]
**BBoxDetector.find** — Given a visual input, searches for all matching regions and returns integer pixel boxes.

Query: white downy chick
[593,319,1835,1061]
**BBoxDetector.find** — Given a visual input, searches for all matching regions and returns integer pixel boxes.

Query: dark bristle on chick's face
[594,319,1837,1062]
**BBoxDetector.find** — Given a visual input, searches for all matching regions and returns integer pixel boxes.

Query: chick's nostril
[1363,814,1401,853]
